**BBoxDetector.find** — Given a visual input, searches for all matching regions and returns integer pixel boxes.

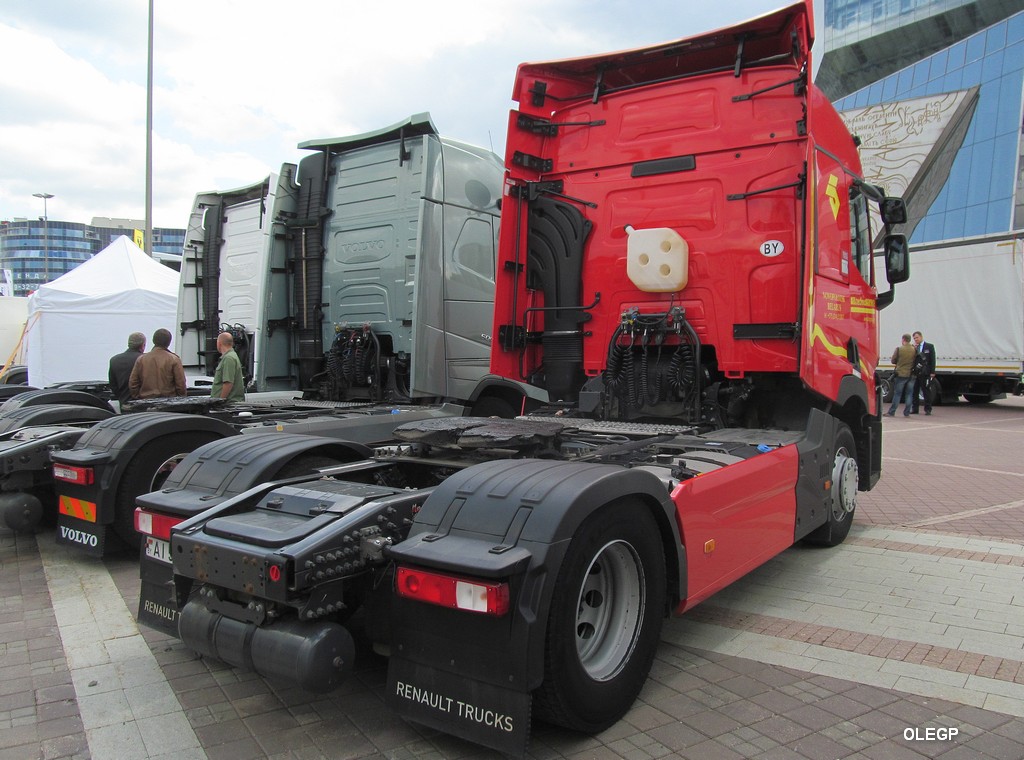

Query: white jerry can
[625,225,689,293]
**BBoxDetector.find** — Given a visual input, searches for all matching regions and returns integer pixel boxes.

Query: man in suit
[911,330,936,415]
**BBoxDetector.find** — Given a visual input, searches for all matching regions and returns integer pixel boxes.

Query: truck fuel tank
[178,599,355,693]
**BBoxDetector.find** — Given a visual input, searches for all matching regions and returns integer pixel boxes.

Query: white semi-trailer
[878,234,1023,404]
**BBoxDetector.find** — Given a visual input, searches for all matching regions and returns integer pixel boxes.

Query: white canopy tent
[25,236,179,388]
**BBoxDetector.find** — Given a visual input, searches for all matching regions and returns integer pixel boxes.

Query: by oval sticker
[760,240,784,257]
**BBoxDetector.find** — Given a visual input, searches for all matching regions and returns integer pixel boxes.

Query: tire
[879,375,893,404]
[0,365,29,385]
[113,431,223,548]
[533,502,665,733]
[470,395,519,419]
[274,454,342,479]
[804,422,857,547]
[964,394,992,405]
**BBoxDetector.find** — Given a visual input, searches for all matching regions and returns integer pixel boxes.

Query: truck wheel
[964,394,992,404]
[113,431,223,548]
[470,395,518,419]
[804,423,857,547]
[533,502,665,733]
[879,375,893,403]
[274,455,342,478]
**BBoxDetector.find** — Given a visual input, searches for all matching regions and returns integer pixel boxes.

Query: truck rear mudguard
[51,412,239,555]
[384,459,683,755]
[0,403,115,434]
[138,433,375,519]
[0,384,37,402]
[0,404,116,532]
[0,388,114,416]
[136,434,373,635]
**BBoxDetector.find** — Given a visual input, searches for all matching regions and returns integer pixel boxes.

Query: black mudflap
[387,656,531,756]
[55,514,107,556]
[137,555,180,635]
[137,579,180,635]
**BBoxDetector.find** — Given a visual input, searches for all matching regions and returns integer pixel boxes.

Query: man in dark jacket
[108,332,146,405]
[911,330,936,415]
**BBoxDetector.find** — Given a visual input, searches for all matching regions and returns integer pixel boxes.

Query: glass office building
[818,0,1022,99]
[817,0,1024,244]
[817,0,1024,391]
[0,219,184,296]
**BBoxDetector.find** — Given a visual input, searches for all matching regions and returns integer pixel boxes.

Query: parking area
[3,397,1024,759]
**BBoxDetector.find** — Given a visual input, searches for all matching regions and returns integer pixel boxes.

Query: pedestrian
[884,333,916,417]
[108,331,146,405]
[211,332,246,402]
[910,330,936,415]
[128,328,186,399]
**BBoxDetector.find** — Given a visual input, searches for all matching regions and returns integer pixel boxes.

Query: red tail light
[52,463,94,485]
[395,566,509,616]
[134,508,180,541]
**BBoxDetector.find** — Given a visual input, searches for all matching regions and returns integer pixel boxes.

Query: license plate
[145,537,171,564]
[52,464,77,480]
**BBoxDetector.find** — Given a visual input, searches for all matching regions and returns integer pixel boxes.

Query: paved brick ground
[857,400,1024,540]
[3,395,1024,759]
[0,530,87,760]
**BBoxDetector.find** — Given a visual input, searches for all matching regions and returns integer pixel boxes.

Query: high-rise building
[816,0,1024,398]
[0,217,184,296]
[818,0,1022,101]
[817,0,1023,241]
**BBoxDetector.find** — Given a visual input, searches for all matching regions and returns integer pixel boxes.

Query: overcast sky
[2,0,789,229]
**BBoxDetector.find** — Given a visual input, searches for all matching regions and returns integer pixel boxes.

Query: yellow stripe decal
[810,323,871,376]
[810,324,847,358]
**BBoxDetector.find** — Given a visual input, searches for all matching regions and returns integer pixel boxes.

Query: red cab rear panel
[491,0,878,412]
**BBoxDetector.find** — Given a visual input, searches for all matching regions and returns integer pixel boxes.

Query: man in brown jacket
[885,333,916,417]
[128,328,186,399]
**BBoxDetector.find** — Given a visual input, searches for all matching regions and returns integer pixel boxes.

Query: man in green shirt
[211,332,246,402]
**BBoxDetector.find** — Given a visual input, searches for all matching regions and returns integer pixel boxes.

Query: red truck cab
[491,0,907,488]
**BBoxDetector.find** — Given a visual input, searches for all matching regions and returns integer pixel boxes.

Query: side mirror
[884,234,909,284]
[880,197,907,225]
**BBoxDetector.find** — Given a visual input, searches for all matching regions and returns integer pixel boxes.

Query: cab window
[849,188,872,283]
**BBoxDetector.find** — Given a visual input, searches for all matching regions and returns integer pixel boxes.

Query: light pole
[32,192,54,284]
[145,0,153,256]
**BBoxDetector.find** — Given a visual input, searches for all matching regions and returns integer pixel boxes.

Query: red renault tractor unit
[160,1,909,754]
[491,0,906,455]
